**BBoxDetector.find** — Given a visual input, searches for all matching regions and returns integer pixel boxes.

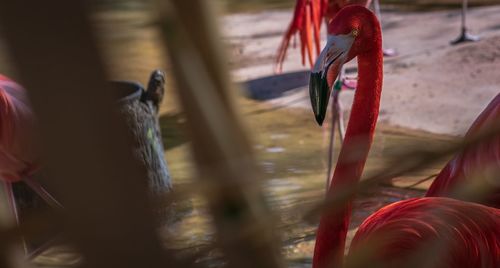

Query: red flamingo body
[309,6,500,268]
[0,75,38,182]
[352,197,500,267]
[276,0,372,72]
[426,94,500,208]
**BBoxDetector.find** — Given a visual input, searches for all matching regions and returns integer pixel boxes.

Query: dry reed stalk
[156,1,284,267]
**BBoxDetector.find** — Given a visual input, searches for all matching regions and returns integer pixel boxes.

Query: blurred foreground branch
[156,1,284,268]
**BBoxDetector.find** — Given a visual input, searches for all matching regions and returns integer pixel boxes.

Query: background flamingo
[450,0,480,45]
[309,6,499,267]
[275,0,373,73]
[0,75,38,183]
[426,94,500,208]
[276,0,393,189]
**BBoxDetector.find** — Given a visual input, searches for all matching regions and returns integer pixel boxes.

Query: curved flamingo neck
[312,30,383,267]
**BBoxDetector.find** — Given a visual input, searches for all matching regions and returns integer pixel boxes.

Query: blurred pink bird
[426,94,500,208]
[0,75,38,183]
[276,0,372,72]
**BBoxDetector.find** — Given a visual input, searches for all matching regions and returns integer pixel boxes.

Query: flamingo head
[309,6,380,125]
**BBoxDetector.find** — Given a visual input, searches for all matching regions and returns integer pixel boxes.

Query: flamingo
[0,75,55,239]
[425,94,500,208]
[0,75,38,183]
[450,0,480,45]
[275,0,373,73]
[276,0,390,188]
[309,6,499,267]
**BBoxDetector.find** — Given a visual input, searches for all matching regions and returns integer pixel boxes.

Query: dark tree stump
[113,71,172,223]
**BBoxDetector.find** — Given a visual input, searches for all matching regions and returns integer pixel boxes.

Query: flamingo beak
[309,34,354,126]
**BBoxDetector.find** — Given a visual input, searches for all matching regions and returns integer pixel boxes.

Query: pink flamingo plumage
[0,75,38,183]
[309,6,499,268]
[276,0,372,73]
[426,94,500,208]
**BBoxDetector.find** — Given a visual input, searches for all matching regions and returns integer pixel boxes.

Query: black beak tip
[309,71,329,127]
[315,114,325,126]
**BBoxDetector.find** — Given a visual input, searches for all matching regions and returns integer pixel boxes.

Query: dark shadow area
[488,24,500,31]
[159,113,189,150]
[242,70,309,101]
[245,94,308,116]
[383,20,401,31]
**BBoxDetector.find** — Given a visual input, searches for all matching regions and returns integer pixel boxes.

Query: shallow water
[152,98,452,266]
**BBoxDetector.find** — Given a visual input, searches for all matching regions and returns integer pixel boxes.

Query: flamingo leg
[23,176,63,209]
[2,177,63,259]
[337,97,346,142]
[325,65,353,190]
[3,181,29,256]
[450,0,480,45]
[372,0,398,56]
[4,181,20,224]
[325,91,339,191]
[337,67,347,141]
